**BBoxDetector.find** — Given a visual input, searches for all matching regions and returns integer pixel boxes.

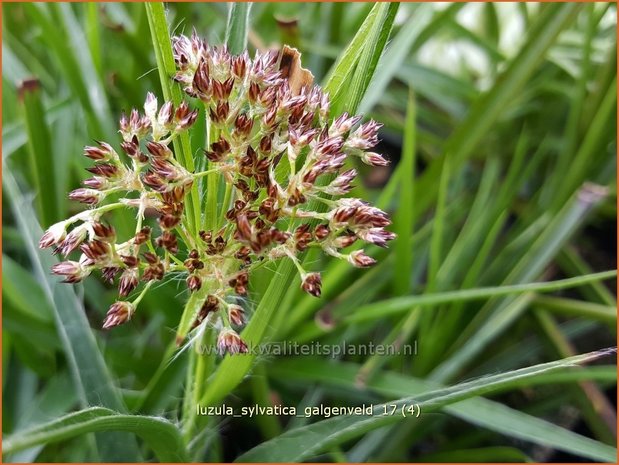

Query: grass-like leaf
[225,3,252,55]
[392,90,416,295]
[415,3,582,214]
[238,350,617,462]
[271,358,617,462]
[345,270,616,324]
[3,171,141,461]
[358,4,433,114]
[324,2,399,115]
[3,407,189,462]
[19,81,60,225]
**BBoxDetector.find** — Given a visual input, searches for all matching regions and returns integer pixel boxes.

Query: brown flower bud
[156,231,178,254]
[102,301,135,329]
[68,188,103,205]
[142,171,168,192]
[92,222,115,241]
[147,141,173,159]
[294,224,312,251]
[199,230,212,243]
[79,240,109,261]
[217,328,248,355]
[102,267,121,283]
[301,272,322,297]
[134,226,151,245]
[361,151,389,166]
[158,213,181,230]
[205,138,231,162]
[187,274,202,292]
[119,268,140,296]
[120,255,139,267]
[314,224,330,240]
[236,213,253,241]
[51,261,88,283]
[259,134,272,154]
[233,113,253,137]
[57,226,89,255]
[39,222,67,249]
[86,163,118,178]
[228,304,245,326]
[355,227,396,248]
[348,250,376,268]
[84,141,114,161]
[229,271,248,295]
[82,177,107,190]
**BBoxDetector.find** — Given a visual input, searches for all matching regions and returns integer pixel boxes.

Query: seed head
[39,33,395,350]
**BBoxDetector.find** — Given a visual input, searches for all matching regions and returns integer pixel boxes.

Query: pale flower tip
[144,92,158,118]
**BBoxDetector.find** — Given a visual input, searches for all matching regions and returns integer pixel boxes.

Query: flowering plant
[39,33,394,354]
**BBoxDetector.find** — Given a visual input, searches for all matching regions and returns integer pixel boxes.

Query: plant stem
[145,3,202,236]
[193,168,220,179]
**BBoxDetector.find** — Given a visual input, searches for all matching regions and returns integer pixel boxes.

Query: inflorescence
[39,33,395,354]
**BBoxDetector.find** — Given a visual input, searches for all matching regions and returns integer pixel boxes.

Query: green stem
[204,117,220,232]
[68,201,127,225]
[145,3,202,236]
[183,324,216,444]
[132,282,153,307]
[193,168,220,179]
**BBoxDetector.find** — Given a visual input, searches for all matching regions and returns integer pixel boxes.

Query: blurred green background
[2,2,617,463]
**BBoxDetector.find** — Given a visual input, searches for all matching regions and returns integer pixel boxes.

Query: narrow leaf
[238,350,616,462]
[225,3,252,55]
[3,171,141,461]
[3,407,189,462]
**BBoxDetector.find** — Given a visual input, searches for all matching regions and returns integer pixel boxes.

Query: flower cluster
[40,33,394,355]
